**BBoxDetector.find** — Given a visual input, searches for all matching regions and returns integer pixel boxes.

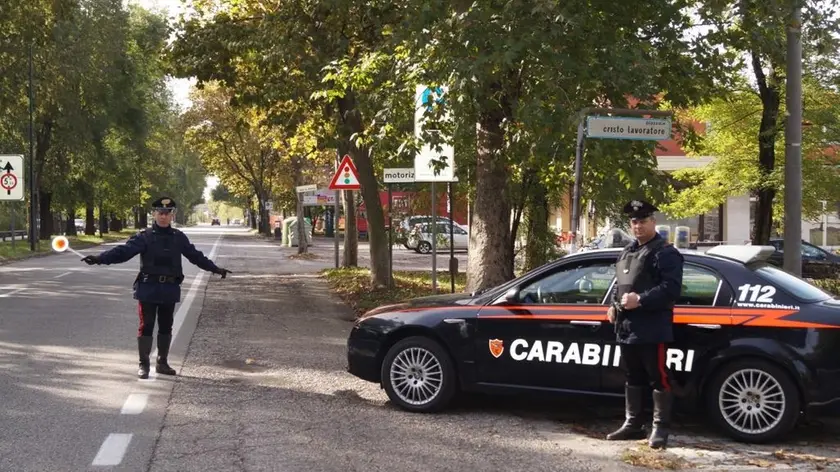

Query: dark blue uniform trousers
[137,302,175,337]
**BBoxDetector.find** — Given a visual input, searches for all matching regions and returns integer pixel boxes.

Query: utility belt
[136,272,184,284]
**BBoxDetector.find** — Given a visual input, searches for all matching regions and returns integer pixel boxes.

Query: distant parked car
[211,218,221,226]
[766,238,840,279]
[399,216,455,248]
[408,222,469,254]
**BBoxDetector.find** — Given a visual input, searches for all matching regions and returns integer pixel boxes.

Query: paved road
[4,228,839,471]
[0,225,240,471]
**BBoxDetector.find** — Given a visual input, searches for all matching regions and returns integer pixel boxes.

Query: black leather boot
[155,333,177,375]
[137,336,153,379]
[649,389,674,449]
[606,385,648,440]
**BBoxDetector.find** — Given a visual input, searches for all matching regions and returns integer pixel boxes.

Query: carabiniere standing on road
[80,197,231,379]
[606,199,684,449]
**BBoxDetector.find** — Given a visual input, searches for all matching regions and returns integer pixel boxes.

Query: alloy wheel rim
[390,347,443,406]
[718,368,785,435]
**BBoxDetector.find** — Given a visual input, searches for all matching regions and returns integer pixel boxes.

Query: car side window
[677,264,722,306]
[802,244,825,259]
[519,261,616,305]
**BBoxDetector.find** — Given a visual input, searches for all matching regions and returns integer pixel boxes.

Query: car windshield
[750,263,833,303]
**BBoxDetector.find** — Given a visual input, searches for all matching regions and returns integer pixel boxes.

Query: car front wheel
[380,336,457,412]
[417,241,431,254]
[706,358,800,443]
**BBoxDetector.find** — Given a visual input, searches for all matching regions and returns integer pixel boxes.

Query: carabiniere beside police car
[346,245,840,443]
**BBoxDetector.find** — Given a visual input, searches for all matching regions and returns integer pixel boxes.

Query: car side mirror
[504,287,519,303]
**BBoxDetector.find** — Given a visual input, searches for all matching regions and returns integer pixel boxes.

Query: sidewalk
[147,233,640,472]
[148,232,840,472]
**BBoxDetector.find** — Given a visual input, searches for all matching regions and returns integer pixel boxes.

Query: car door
[474,257,617,392]
[599,262,734,395]
[453,225,469,250]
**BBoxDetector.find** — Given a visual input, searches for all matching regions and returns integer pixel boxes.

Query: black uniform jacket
[613,233,684,344]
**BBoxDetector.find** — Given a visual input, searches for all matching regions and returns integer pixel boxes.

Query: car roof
[568,245,776,267]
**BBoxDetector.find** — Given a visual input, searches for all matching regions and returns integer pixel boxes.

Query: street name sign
[296,184,317,193]
[383,168,415,183]
[586,116,672,141]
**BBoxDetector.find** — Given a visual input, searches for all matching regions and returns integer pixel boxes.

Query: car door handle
[688,323,721,329]
[570,320,601,326]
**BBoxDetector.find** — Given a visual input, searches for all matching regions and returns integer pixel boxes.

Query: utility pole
[28,42,36,251]
[783,4,802,276]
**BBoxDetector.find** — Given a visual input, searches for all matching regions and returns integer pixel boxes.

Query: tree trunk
[297,196,308,254]
[65,205,77,236]
[467,90,514,293]
[524,182,551,271]
[750,52,781,245]
[139,210,148,228]
[38,192,52,240]
[99,207,109,234]
[33,119,53,240]
[509,169,534,265]
[250,206,258,229]
[337,89,386,283]
[109,213,121,232]
[85,200,96,235]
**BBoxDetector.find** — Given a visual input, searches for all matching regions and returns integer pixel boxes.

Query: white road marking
[0,288,26,298]
[120,394,148,415]
[91,433,132,466]
[146,234,223,380]
[54,271,71,279]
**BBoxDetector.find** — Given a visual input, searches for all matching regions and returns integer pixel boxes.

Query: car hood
[360,292,478,319]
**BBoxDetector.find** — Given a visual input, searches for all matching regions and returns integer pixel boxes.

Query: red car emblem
[488,339,504,358]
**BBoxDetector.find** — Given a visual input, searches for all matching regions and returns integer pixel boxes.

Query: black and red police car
[347,245,840,443]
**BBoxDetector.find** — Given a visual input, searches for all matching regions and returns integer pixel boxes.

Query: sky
[130,0,219,199]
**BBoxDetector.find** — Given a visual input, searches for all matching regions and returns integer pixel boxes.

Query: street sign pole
[448,181,455,293]
[571,120,585,254]
[28,42,36,251]
[334,152,340,268]
[570,108,673,252]
[431,181,437,293]
[11,203,15,249]
[383,169,415,287]
[387,183,393,289]
[329,153,362,267]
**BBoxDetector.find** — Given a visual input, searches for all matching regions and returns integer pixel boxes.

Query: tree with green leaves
[1,1,206,239]
[389,0,732,291]
[692,0,840,244]
[169,0,415,285]
[663,75,840,231]
[183,83,285,236]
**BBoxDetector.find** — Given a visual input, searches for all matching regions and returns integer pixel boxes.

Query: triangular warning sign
[328,154,362,190]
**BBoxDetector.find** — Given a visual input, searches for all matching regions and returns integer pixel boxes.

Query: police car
[346,245,840,443]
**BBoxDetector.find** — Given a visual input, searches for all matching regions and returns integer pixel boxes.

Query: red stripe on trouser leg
[137,302,145,337]
[658,343,671,392]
